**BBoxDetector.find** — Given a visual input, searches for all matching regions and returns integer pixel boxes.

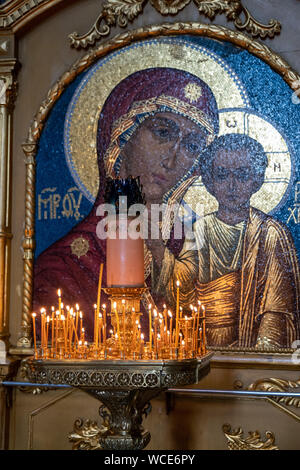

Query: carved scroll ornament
[223,424,278,450]
[69,0,281,49]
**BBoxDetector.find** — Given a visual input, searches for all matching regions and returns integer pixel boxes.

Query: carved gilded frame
[17,22,300,359]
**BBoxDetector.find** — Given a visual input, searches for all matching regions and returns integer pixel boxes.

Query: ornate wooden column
[0,35,17,356]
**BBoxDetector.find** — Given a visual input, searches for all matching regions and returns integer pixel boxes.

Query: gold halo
[183,109,292,215]
[64,37,249,203]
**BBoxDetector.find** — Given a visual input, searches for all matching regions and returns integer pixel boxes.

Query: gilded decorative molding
[68,0,281,49]
[0,58,18,352]
[247,377,300,409]
[19,23,300,351]
[235,378,300,424]
[69,418,103,450]
[0,0,65,32]
[222,424,278,450]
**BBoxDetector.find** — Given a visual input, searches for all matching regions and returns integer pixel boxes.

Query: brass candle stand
[27,286,212,450]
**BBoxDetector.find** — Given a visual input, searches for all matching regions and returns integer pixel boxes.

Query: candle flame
[176,280,180,287]
[57,289,61,297]
[32,312,36,318]
[141,334,144,340]
[102,304,106,309]
[113,302,117,309]
[148,304,152,310]
[76,303,80,311]
[94,304,97,309]
[121,299,125,304]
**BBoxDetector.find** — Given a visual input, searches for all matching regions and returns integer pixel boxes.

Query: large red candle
[106,215,144,287]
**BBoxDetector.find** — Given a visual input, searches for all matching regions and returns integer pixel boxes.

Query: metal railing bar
[2,381,300,399]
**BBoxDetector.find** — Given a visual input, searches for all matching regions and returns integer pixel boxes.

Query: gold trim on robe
[196,271,240,347]
[161,208,300,348]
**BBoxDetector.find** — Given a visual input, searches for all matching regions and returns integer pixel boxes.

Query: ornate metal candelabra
[25,353,212,450]
[26,176,213,450]
[27,284,212,450]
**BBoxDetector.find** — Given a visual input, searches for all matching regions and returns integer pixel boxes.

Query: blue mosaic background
[35,35,300,259]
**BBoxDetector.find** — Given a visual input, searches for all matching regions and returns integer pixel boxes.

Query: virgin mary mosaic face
[33,36,300,350]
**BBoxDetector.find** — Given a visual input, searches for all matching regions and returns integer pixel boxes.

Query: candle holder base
[24,353,213,450]
[104,286,148,312]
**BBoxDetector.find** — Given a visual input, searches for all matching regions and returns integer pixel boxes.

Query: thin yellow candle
[32,313,37,356]
[57,289,62,314]
[113,302,122,350]
[168,311,173,346]
[66,305,70,340]
[181,339,185,358]
[71,311,79,348]
[140,333,144,357]
[95,263,104,348]
[175,280,180,348]
[46,315,50,351]
[153,309,158,354]
[184,315,188,351]
[148,304,152,352]
[202,304,206,353]
[163,304,167,331]
[196,302,200,344]
[55,310,59,353]
[74,304,79,343]
[79,312,83,332]
[98,313,103,346]
[94,303,98,347]
[157,333,161,355]
[96,263,104,316]
[40,308,46,351]
[102,304,107,347]
[61,315,67,352]
[81,327,85,343]
[51,306,55,352]
[122,299,126,350]
[134,319,139,352]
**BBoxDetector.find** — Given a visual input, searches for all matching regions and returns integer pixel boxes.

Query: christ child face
[120,112,208,203]
[208,147,264,213]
